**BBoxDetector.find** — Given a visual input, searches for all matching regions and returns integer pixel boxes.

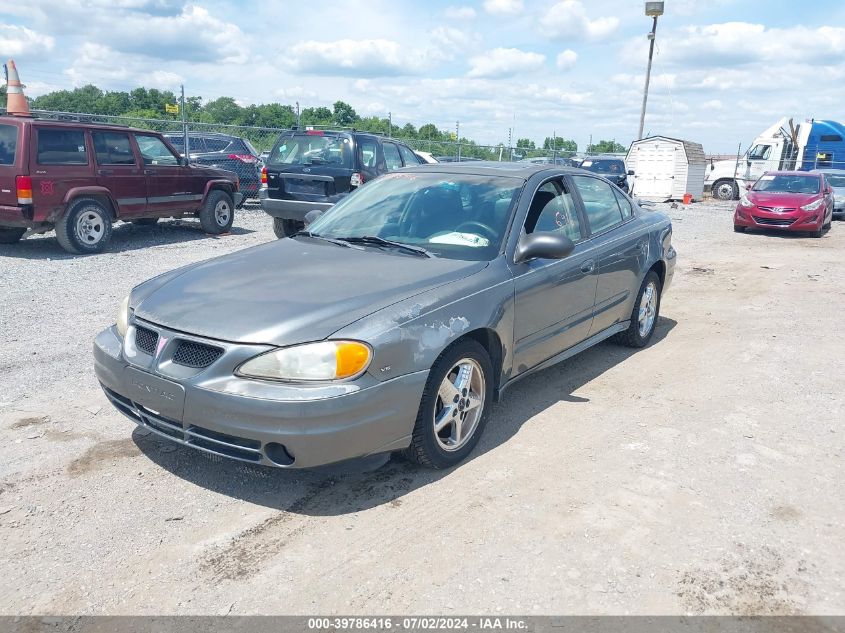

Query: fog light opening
[265,442,295,466]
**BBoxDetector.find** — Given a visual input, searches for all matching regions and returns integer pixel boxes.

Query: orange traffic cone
[4,59,30,117]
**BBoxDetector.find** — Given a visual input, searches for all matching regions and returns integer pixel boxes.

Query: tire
[713,180,738,201]
[130,218,159,226]
[55,198,113,254]
[403,339,494,469]
[613,270,662,348]
[273,218,304,239]
[0,227,26,244]
[811,225,823,238]
[199,190,234,234]
[823,213,832,230]
[733,225,746,233]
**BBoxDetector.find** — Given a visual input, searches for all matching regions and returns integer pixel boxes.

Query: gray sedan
[814,168,845,218]
[94,163,676,469]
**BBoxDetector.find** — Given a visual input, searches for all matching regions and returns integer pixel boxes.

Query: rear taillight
[228,153,257,163]
[15,175,32,204]
[261,167,268,185]
[350,172,365,187]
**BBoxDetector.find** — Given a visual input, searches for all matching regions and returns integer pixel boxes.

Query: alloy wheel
[638,281,658,338]
[75,210,105,244]
[433,358,485,452]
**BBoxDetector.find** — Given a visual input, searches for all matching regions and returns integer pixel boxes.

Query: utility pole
[388,111,392,138]
[180,84,189,159]
[638,1,664,140]
[507,127,513,162]
[295,101,300,129]
[456,121,461,162]
[552,129,557,163]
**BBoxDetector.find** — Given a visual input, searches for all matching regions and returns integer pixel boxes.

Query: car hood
[133,238,488,346]
[747,191,818,207]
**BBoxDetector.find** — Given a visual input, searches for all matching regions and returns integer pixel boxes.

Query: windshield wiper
[339,236,433,258]
[293,231,361,249]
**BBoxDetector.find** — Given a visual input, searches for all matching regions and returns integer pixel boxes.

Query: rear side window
[271,134,353,168]
[359,140,378,169]
[92,132,136,165]
[134,134,179,166]
[383,143,402,170]
[204,138,230,152]
[572,175,624,234]
[37,129,88,165]
[612,188,633,219]
[399,144,420,166]
[0,124,18,165]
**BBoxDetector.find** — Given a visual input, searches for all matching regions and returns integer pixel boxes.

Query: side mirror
[304,209,324,226]
[745,183,752,190]
[515,232,575,263]
[627,169,635,176]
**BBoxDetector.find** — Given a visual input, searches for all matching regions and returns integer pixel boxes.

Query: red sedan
[734,171,834,237]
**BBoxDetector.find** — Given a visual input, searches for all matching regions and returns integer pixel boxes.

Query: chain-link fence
[17,109,625,165]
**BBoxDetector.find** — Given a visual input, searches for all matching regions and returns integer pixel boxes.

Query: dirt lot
[0,200,842,615]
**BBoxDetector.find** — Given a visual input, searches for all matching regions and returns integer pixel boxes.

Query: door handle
[144,169,158,175]
[97,169,114,176]
[580,259,595,273]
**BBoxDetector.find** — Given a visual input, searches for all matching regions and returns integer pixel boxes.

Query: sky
[2,0,845,153]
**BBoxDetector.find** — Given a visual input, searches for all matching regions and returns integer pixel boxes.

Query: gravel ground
[0,199,842,615]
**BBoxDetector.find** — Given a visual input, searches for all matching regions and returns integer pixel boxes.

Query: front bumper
[93,325,427,468]
[734,206,823,231]
[258,188,333,221]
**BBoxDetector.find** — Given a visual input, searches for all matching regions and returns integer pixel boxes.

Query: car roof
[400,160,589,180]
[764,170,821,177]
[0,115,150,133]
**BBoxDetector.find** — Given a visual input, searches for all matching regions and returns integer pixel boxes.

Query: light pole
[637,1,664,140]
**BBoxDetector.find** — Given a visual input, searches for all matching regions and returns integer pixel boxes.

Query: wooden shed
[626,136,706,202]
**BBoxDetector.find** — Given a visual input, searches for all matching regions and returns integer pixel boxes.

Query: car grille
[753,216,796,226]
[135,326,159,355]
[757,206,796,213]
[101,385,263,463]
[172,340,224,368]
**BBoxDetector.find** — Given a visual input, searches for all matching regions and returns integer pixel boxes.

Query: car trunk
[264,132,355,204]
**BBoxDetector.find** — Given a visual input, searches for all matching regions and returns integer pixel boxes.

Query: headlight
[237,340,372,382]
[801,198,824,211]
[116,295,130,338]
[740,195,754,208]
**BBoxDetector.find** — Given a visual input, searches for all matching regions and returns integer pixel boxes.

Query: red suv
[0,116,242,253]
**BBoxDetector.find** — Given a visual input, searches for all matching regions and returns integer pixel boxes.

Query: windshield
[581,159,624,174]
[270,133,353,167]
[306,172,523,261]
[753,174,820,194]
[824,174,845,188]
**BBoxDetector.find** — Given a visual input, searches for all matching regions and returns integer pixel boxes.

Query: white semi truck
[704,118,845,200]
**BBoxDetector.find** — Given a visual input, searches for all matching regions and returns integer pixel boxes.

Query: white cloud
[63,43,183,89]
[556,49,578,70]
[483,0,523,16]
[283,39,426,77]
[703,99,724,110]
[444,5,476,19]
[467,48,545,78]
[0,25,54,59]
[540,0,620,40]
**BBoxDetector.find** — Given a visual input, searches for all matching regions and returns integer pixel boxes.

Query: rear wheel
[714,180,738,201]
[0,227,26,244]
[403,339,493,469]
[130,218,159,226]
[199,190,234,234]
[55,198,113,254]
[613,270,662,348]
[273,218,304,239]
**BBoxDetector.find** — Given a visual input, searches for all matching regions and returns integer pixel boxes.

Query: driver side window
[524,179,582,242]
[133,134,179,166]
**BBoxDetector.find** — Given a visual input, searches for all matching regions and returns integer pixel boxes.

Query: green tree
[516,138,535,150]
[301,106,332,126]
[203,96,243,124]
[332,100,357,126]
[587,139,626,154]
[400,123,417,139]
[418,123,442,140]
[543,136,577,152]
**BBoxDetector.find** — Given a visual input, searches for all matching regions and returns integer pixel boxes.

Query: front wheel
[613,270,662,348]
[404,339,494,469]
[273,218,304,239]
[733,225,746,233]
[713,180,737,201]
[0,227,26,244]
[199,190,234,234]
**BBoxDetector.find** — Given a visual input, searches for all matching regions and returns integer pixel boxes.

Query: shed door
[634,142,676,200]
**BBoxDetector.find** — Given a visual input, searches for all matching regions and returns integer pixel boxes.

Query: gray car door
[570,175,649,335]
[511,178,599,373]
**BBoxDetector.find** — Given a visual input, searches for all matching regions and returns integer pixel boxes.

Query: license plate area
[123,366,186,421]
[285,178,326,196]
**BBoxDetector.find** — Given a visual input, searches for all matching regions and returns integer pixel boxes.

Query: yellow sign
[165,103,179,114]
[450,132,457,140]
